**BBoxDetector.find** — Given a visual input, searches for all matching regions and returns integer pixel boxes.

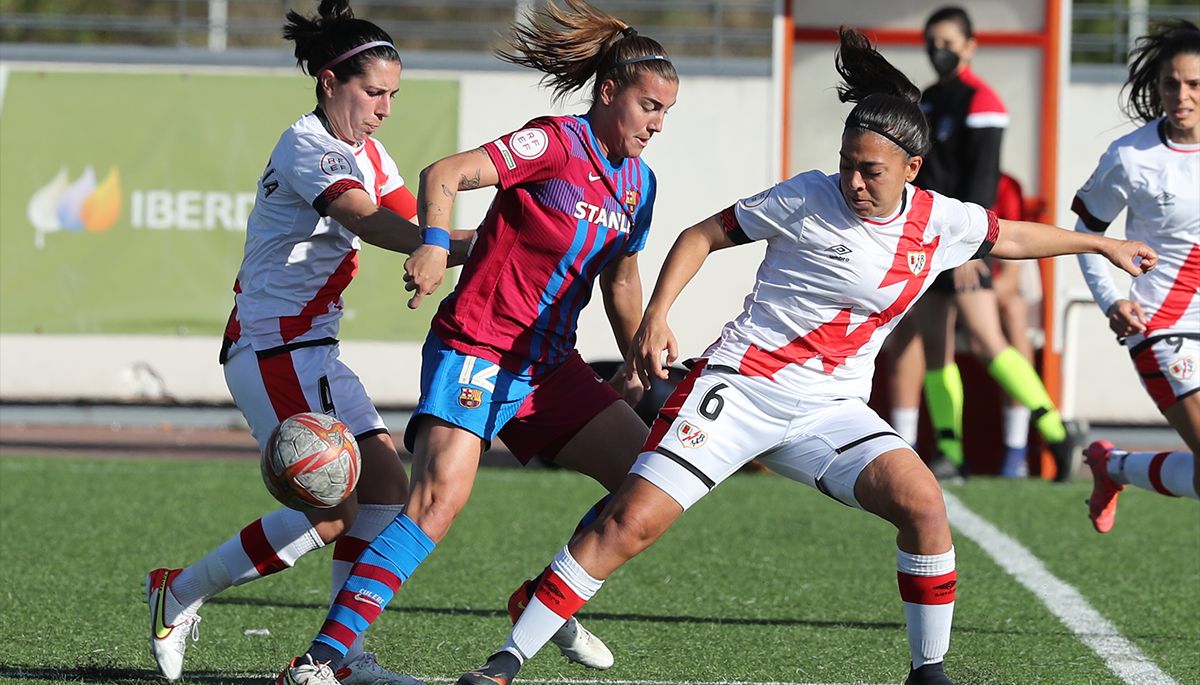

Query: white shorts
[223,341,387,451]
[630,362,910,511]
[1128,334,1200,411]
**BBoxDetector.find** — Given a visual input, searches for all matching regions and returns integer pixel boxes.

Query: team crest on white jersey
[511,128,548,160]
[907,250,927,276]
[320,151,352,176]
[677,421,708,448]
[1168,356,1195,381]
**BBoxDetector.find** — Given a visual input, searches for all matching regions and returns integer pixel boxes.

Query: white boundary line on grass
[420,679,892,685]
[943,492,1179,685]
[0,672,888,685]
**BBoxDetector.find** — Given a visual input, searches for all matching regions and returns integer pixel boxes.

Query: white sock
[503,546,603,661]
[1002,406,1031,450]
[892,407,920,447]
[897,547,956,669]
[333,503,405,661]
[171,508,322,615]
[1114,451,1198,498]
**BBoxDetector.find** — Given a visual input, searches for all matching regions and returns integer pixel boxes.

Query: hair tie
[621,26,638,39]
[317,40,394,75]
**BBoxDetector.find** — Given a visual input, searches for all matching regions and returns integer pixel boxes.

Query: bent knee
[591,507,664,558]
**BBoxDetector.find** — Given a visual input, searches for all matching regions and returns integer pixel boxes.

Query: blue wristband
[422,226,451,251]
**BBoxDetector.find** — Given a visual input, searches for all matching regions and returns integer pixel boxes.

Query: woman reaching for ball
[143,3,468,684]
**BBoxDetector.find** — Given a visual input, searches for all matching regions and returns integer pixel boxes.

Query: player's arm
[600,251,647,405]
[990,219,1157,277]
[600,252,643,358]
[404,148,501,309]
[629,214,738,388]
[325,188,473,265]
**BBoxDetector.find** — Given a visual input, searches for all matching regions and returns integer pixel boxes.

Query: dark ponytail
[496,0,677,106]
[836,27,930,157]
[1122,20,1200,124]
[283,0,399,100]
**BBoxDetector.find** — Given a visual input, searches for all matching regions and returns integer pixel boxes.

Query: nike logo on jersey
[573,201,630,233]
[588,172,602,182]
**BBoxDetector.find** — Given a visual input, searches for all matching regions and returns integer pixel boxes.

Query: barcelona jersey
[431,115,657,376]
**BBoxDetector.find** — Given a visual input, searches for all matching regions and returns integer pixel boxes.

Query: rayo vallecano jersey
[1072,118,1200,340]
[707,171,997,400]
[223,111,408,355]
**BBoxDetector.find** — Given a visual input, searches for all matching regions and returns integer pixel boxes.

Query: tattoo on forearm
[458,169,482,191]
[440,183,454,199]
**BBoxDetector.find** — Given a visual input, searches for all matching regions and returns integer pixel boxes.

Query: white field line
[420,679,893,685]
[0,64,9,117]
[0,671,890,685]
[943,491,1179,685]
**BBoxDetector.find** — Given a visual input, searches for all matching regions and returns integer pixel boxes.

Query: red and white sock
[331,503,405,662]
[897,546,956,669]
[1113,451,1197,499]
[502,546,603,661]
[169,508,323,615]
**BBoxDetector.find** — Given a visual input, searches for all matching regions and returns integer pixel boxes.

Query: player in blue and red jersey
[275,2,679,683]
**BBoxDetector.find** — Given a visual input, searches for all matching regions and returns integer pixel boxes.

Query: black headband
[847,120,919,157]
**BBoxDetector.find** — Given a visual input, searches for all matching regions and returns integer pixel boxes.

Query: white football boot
[276,655,343,685]
[550,616,614,670]
[336,652,426,685]
[145,568,202,681]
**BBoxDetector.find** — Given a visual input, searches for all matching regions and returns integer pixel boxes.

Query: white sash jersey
[708,171,997,402]
[222,112,407,357]
[1072,118,1200,343]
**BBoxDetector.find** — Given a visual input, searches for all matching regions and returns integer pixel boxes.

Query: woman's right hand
[403,245,449,309]
[628,314,678,391]
[1105,298,1148,337]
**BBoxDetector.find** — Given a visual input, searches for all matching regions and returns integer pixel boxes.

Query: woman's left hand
[1103,239,1158,276]
[403,245,449,309]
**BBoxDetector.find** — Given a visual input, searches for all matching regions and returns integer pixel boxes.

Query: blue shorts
[404,333,620,463]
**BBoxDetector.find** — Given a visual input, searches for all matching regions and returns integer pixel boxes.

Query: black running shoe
[905,661,957,684]
[457,651,521,685]
[927,454,966,484]
[1050,419,1087,483]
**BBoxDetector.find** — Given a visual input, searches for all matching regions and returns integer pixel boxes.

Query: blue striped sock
[310,514,435,659]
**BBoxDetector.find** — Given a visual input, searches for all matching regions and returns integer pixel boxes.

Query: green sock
[987,346,1066,444]
[924,364,964,465]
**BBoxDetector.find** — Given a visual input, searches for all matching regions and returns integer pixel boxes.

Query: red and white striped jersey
[223,112,413,355]
[707,171,997,400]
[1072,118,1200,341]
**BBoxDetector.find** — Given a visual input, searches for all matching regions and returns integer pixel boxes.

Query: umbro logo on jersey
[823,244,852,263]
[1156,191,1175,208]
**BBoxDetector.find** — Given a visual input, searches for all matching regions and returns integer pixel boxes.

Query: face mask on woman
[927,47,960,77]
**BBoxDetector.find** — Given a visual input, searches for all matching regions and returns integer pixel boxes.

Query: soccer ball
[261,412,360,509]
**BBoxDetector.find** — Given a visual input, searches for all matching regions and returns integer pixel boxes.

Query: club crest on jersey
[624,188,640,211]
[907,250,928,276]
[510,128,549,161]
[1168,356,1195,381]
[676,421,708,449]
[320,151,353,176]
[458,387,483,409]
